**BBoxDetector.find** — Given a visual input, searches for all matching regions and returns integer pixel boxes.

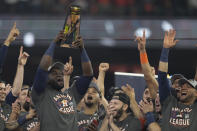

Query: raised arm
[62,56,73,92]
[11,46,29,97]
[122,84,143,119]
[158,30,178,103]
[33,31,65,94]
[72,36,93,95]
[97,63,109,96]
[135,30,158,99]
[0,22,19,78]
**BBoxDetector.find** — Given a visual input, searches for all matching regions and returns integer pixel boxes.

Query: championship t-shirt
[161,96,197,131]
[0,103,12,131]
[110,114,141,131]
[32,81,83,131]
[77,112,92,131]
[19,112,39,131]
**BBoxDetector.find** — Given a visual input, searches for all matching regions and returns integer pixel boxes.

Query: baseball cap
[171,74,184,84]
[108,86,123,100]
[112,93,130,106]
[48,62,64,72]
[178,78,197,89]
[89,82,102,98]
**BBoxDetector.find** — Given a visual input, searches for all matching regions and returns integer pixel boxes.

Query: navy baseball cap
[112,93,130,106]
[179,78,197,89]
[89,82,102,98]
[171,74,184,84]
[48,62,64,72]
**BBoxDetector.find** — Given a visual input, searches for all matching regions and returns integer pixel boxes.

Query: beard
[85,102,94,108]
[48,79,63,90]
[84,98,94,107]
[114,106,123,120]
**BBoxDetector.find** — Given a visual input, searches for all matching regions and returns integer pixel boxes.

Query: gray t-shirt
[19,111,39,131]
[0,103,11,131]
[110,114,141,131]
[161,96,197,131]
[32,82,82,131]
[77,112,92,131]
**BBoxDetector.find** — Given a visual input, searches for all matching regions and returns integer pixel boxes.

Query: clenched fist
[99,63,109,72]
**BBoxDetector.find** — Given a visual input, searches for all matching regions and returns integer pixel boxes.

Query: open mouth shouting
[87,95,93,100]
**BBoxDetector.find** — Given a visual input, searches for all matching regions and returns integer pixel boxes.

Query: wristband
[160,48,169,62]
[145,112,155,126]
[140,52,148,64]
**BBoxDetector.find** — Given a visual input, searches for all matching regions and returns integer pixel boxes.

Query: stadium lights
[104,20,115,35]
[161,20,174,31]
[23,32,35,47]
[134,27,152,38]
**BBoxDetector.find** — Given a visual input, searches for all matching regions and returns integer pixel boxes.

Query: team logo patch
[53,93,75,114]
[169,107,192,127]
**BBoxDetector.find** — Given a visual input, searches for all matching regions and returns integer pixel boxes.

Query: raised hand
[63,56,73,75]
[139,99,154,114]
[163,29,179,48]
[71,36,84,49]
[5,22,20,46]
[5,84,12,95]
[108,115,114,125]
[54,30,66,45]
[135,30,146,52]
[11,100,21,116]
[99,63,109,72]
[18,46,30,66]
[26,108,36,120]
[121,84,135,99]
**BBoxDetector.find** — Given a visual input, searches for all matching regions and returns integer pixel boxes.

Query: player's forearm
[144,112,161,131]
[39,42,56,71]
[0,45,8,75]
[158,71,171,103]
[140,51,158,100]
[130,98,143,119]
[8,112,18,122]
[97,71,105,96]
[146,82,158,100]
[33,68,48,93]
[99,117,109,131]
[12,65,24,97]
[62,75,70,91]
[139,50,151,77]
[158,48,169,72]
[101,96,109,110]
[80,48,93,76]
[6,111,20,129]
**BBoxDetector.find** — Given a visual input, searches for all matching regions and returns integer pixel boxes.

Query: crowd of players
[0,13,197,131]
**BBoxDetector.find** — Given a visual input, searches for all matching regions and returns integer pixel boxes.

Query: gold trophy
[61,6,80,48]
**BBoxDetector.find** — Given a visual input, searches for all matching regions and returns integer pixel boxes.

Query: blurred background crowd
[1,0,197,16]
